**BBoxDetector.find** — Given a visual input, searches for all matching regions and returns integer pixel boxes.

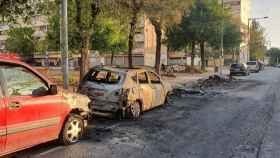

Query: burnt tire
[127,101,141,119]
[59,114,84,145]
[164,93,171,105]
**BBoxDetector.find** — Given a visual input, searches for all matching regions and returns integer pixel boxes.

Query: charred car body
[78,66,172,119]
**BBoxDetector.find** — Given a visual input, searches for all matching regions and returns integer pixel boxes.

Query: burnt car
[230,63,250,76]
[78,66,172,119]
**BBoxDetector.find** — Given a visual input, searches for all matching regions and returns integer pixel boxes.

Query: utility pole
[60,0,69,89]
[220,0,224,75]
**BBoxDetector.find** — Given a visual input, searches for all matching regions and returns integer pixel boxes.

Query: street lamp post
[60,0,69,89]
[220,0,224,75]
[247,16,269,61]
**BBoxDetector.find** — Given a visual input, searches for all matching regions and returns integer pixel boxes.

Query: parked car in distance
[78,66,172,119]
[247,61,260,73]
[230,63,250,76]
[0,55,90,156]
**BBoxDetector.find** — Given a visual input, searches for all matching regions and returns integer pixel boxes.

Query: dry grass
[35,67,80,90]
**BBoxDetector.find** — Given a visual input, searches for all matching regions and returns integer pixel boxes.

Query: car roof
[91,66,156,74]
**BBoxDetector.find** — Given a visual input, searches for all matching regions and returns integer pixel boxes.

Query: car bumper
[89,100,121,117]
[91,109,115,117]
[230,70,247,74]
[249,69,259,72]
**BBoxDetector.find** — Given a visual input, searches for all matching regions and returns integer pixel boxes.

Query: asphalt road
[8,67,280,158]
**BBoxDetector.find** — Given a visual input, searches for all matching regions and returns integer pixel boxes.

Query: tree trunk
[152,21,162,74]
[200,41,206,71]
[191,41,195,67]
[80,35,90,79]
[128,4,138,68]
[166,46,170,66]
[75,0,100,80]
[111,52,114,65]
[183,47,187,66]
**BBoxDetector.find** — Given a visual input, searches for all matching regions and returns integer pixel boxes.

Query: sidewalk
[162,67,229,88]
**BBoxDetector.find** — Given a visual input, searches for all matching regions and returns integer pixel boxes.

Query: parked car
[230,63,250,76]
[247,61,260,72]
[0,55,90,156]
[78,66,172,119]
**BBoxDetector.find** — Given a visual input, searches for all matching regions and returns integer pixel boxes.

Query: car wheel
[128,101,141,119]
[60,114,84,145]
[164,93,171,105]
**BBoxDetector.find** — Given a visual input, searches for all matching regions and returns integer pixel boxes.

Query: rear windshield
[247,62,257,65]
[86,70,122,84]
[231,64,241,68]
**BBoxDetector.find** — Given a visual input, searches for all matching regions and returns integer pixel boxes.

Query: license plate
[94,91,104,96]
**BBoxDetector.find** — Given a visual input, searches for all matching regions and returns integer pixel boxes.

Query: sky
[252,0,280,48]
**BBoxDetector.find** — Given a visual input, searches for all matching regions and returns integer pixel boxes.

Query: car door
[0,64,61,153]
[137,71,153,111]
[147,71,165,107]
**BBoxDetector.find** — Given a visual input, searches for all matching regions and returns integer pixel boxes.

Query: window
[138,72,148,84]
[88,70,121,84]
[148,72,161,84]
[131,74,137,82]
[94,71,107,82]
[1,65,48,96]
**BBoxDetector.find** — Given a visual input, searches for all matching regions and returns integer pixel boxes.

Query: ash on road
[11,67,280,158]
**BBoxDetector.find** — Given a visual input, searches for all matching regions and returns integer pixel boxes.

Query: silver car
[247,61,260,73]
[78,66,172,119]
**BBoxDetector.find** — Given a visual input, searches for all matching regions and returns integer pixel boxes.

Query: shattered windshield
[87,70,122,84]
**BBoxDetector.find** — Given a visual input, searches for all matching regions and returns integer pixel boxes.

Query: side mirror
[49,84,58,95]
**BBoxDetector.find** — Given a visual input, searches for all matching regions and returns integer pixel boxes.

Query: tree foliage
[113,0,145,68]
[267,47,280,65]
[92,16,128,54]
[0,0,45,23]
[5,27,35,56]
[250,20,267,60]
[166,0,241,70]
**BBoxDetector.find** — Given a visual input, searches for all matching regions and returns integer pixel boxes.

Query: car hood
[60,90,90,113]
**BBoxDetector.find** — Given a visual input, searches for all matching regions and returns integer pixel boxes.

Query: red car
[0,55,90,156]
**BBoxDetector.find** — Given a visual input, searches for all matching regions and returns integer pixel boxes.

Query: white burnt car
[78,66,172,119]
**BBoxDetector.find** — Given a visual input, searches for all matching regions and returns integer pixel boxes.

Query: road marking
[34,146,64,157]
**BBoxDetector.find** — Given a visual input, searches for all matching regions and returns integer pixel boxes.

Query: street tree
[144,0,191,73]
[114,0,145,68]
[165,24,186,52]
[91,16,128,64]
[5,27,36,56]
[187,0,225,71]
[180,14,198,67]
[71,0,101,78]
[209,17,242,62]
[267,47,280,65]
[250,20,267,60]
